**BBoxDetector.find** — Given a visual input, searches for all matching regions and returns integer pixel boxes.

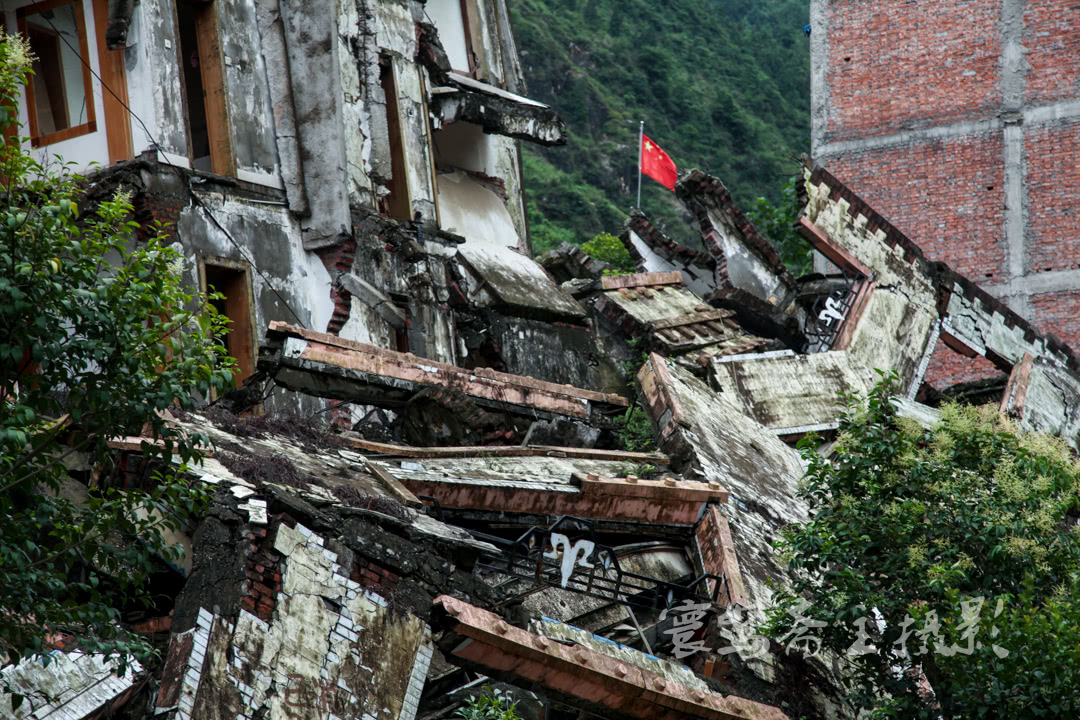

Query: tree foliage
[580,231,636,275]
[767,374,1080,718]
[746,174,812,276]
[454,686,522,720]
[0,33,233,679]
[513,0,811,252]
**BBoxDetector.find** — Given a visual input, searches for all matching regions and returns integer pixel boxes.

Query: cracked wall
[158,523,432,720]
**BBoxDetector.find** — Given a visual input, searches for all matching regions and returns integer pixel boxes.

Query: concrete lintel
[433,595,788,720]
[339,272,407,329]
[571,472,728,504]
[602,272,685,290]
[398,476,706,525]
[816,117,1003,157]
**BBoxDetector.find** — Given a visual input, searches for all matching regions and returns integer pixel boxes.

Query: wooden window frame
[378,55,413,221]
[458,0,480,76]
[91,0,131,163]
[198,255,257,394]
[17,0,97,148]
[174,0,233,176]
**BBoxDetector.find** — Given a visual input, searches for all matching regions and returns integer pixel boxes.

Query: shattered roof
[167,410,498,556]
[457,240,588,319]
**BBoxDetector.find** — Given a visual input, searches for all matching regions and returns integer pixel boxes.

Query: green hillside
[512,0,812,251]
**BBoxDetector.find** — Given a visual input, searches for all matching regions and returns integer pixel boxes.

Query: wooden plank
[93,0,133,164]
[340,434,668,464]
[652,309,733,331]
[194,4,234,176]
[365,459,423,508]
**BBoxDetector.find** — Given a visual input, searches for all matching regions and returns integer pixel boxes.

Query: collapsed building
[7,1,1080,719]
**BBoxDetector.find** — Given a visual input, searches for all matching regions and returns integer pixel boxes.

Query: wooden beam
[93,0,132,164]
[194,3,233,176]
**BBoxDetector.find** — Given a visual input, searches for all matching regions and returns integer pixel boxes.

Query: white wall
[425,0,470,72]
[3,0,111,171]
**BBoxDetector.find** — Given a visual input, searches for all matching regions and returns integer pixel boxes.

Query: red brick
[824,133,1006,281]
[1031,290,1080,352]
[241,597,257,612]
[824,0,1002,141]
[1026,120,1080,273]
[1023,0,1080,106]
[924,338,1003,390]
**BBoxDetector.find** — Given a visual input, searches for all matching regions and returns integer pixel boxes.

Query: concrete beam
[433,596,788,720]
[260,322,628,423]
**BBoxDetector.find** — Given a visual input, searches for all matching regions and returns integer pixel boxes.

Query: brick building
[809,0,1080,388]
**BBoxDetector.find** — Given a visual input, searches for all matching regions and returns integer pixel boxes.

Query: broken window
[424,0,479,75]
[201,259,256,387]
[175,0,231,174]
[378,56,413,221]
[18,0,96,147]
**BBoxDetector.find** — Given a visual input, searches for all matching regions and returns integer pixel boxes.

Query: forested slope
[511,0,811,251]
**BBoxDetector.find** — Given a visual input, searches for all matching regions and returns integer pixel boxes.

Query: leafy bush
[766,372,1080,718]
[0,31,233,694]
[581,231,636,275]
[454,686,522,720]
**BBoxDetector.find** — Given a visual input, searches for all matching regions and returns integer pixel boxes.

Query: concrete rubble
[15,0,1080,719]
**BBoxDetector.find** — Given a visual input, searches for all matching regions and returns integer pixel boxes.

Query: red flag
[641,134,677,190]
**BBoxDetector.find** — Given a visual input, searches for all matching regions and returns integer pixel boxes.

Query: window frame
[198,255,257,395]
[17,0,97,147]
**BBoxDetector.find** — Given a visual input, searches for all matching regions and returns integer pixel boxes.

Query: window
[17,0,96,147]
[175,0,231,174]
[378,56,412,221]
[200,258,256,388]
[425,0,479,75]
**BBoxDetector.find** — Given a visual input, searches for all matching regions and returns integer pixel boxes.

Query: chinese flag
[641,134,677,190]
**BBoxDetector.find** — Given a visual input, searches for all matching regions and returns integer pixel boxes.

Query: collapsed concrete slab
[675,170,798,311]
[592,273,770,367]
[259,322,627,428]
[622,211,726,298]
[804,164,1080,448]
[636,353,806,609]
[431,72,567,146]
[0,652,144,720]
[377,453,725,526]
[433,595,788,720]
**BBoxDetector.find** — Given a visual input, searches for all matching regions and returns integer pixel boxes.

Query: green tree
[513,0,811,249]
[746,174,812,276]
[581,231,636,275]
[0,33,233,689]
[766,374,1080,718]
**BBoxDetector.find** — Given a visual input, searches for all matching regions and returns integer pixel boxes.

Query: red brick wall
[1024,0,1080,106]
[240,525,280,623]
[923,338,1004,391]
[823,133,1006,281]
[1031,290,1080,351]
[824,0,1002,141]
[1026,119,1080,273]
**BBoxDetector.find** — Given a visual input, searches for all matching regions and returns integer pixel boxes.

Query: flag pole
[636,120,644,209]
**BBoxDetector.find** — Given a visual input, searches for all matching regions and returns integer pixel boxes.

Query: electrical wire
[31,11,307,328]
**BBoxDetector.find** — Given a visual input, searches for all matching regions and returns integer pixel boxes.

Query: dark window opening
[204,263,255,387]
[27,26,68,133]
[176,2,211,171]
[379,57,413,221]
